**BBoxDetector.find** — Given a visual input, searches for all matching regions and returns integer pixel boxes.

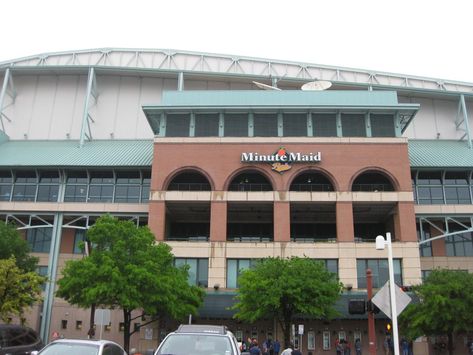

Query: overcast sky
[2,0,472,82]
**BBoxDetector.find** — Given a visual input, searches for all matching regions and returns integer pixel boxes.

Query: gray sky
[2,0,473,82]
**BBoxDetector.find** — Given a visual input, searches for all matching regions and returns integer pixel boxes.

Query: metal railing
[168,183,211,191]
[228,183,272,192]
[352,184,393,192]
[227,236,273,242]
[290,184,333,192]
[166,235,209,242]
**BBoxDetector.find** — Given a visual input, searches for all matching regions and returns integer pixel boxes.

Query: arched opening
[290,171,334,192]
[228,171,273,192]
[352,171,395,192]
[167,171,211,191]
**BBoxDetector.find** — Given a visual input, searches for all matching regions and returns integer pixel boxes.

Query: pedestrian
[291,345,302,355]
[383,336,391,355]
[354,338,362,355]
[400,338,409,355]
[262,339,269,355]
[336,338,343,355]
[250,340,262,355]
[280,343,293,355]
[468,339,473,355]
[273,339,281,355]
[345,339,351,355]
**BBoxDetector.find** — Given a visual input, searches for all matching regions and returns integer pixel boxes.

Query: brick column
[274,201,290,242]
[210,201,227,242]
[394,202,417,242]
[148,201,166,241]
[430,222,447,257]
[336,201,354,242]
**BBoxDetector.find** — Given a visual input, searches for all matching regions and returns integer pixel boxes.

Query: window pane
[64,185,87,202]
[224,113,248,137]
[253,113,278,137]
[15,171,37,183]
[73,230,86,254]
[166,114,190,137]
[370,114,395,137]
[0,184,12,201]
[283,113,307,137]
[445,171,469,185]
[0,170,12,183]
[67,171,88,184]
[37,185,59,202]
[417,171,441,185]
[39,171,59,183]
[341,114,366,137]
[227,260,238,288]
[195,114,219,137]
[27,228,52,253]
[198,259,209,287]
[313,113,337,137]
[116,171,141,184]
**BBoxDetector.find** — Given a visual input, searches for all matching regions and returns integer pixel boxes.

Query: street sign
[94,309,111,326]
[371,281,412,319]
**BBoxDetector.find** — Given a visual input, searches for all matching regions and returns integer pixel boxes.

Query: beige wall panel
[184,80,208,90]
[207,81,231,90]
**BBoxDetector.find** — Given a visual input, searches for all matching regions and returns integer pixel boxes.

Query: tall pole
[366,269,376,355]
[386,232,400,355]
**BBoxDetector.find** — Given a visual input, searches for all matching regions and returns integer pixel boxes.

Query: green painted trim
[248,113,254,137]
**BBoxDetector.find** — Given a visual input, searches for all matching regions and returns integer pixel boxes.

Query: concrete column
[148,201,166,241]
[210,201,227,242]
[274,201,290,242]
[336,201,354,242]
[394,202,417,242]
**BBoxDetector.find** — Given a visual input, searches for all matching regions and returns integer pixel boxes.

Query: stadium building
[1,49,473,354]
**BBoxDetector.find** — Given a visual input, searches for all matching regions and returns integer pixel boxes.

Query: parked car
[31,339,127,355]
[0,324,44,355]
[154,324,248,355]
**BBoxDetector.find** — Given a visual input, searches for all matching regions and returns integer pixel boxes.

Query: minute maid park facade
[1,49,473,354]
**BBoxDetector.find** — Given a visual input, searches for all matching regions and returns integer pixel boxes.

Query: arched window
[167,171,211,191]
[228,171,272,192]
[290,172,334,192]
[352,171,395,192]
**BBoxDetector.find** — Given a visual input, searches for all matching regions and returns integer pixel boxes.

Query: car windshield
[39,342,100,355]
[157,334,232,355]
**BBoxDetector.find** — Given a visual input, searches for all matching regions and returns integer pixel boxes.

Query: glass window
[166,114,190,137]
[88,171,114,202]
[445,220,473,257]
[421,270,432,280]
[27,228,53,253]
[224,113,248,137]
[312,113,337,137]
[253,113,278,137]
[141,171,151,203]
[65,171,88,202]
[226,259,259,288]
[0,170,12,201]
[115,171,141,203]
[195,114,219,137]
[357,259,402,288]
[341,114,366,137]
[73,230,86,254]
[174,258,208,287]
[37,171,60,202]
[12,171,37,201]
[283,113,307,137]
[444,171,471,204]
[37,265,48,290]
[370,114,395,137]
[417,221,432,257]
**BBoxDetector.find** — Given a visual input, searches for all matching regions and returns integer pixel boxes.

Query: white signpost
[94,309,111,340]
[372,281,412,319]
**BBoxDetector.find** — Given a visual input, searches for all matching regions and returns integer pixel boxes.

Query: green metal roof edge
[0,131,9,144]
[142,90,420,110]
[0,139,153,167]
[409,139,473,168]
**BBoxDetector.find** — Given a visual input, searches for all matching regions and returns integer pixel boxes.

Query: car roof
[175,325,229,335]
[50,339,121,346]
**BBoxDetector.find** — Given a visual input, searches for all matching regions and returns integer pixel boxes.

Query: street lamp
[375,232,399,355]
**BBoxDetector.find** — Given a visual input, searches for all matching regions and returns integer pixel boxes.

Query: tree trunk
[123,309,131,354]
[447,332,454,355]
[283,318,291,349]
[88,304,96,339]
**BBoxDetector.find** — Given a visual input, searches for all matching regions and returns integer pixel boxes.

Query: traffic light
[385,322,392,334]
[348,299,366,314]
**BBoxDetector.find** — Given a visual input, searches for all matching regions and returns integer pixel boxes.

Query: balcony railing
[168,183,211,191]
[227,236,273,242]
[290,184,333,192]
[228,183,272,192]
[291,236,337,243]
[352,184,393,192]
[166,235,209,242]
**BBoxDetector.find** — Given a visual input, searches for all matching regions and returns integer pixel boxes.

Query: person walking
[273,339,281,355]
[280,343,293,355]
[400,338,409,355]
[291,345,302,355]
[250,340,262,355]
[354,338,362,355]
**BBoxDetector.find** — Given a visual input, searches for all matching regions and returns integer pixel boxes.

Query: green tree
[0,257,45,323]
[233,257,342,347]
[399,269,473,355]
[56,215,205,353]
[0,222,38,272]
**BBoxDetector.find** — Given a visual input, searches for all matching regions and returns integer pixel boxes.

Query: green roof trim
[0,131,8,144]
[144,90,420,110]
[0,140,153,167]
[409,140,473,168]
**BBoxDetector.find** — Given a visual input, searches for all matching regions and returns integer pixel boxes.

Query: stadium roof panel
[0,139,469,169]
[1,48,472,96]
[0,140,153,167]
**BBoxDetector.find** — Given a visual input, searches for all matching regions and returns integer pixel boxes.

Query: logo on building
[241,147,321,174]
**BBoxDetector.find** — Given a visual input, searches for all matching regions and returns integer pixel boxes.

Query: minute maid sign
[241,147,321,174]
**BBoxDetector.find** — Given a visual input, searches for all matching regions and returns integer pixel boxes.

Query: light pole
[376,232,399,355]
